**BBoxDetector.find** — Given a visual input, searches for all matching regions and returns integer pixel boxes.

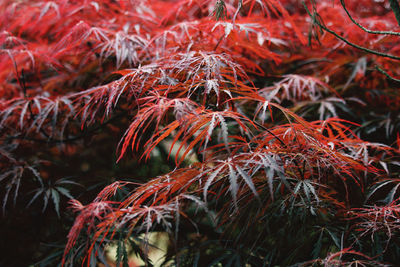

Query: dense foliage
[1,0,400,266]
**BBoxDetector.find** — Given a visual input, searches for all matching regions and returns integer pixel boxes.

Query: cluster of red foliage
[1,0,400,266]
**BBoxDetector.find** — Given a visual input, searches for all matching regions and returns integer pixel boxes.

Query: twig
[4,113,126,144]
[340,0,400,36]
[375,65,400,82]
[302,1,400,61]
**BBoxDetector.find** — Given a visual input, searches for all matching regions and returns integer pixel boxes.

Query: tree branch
[340,0,400,36]
[375,65,400,82]
[302,1,400,61]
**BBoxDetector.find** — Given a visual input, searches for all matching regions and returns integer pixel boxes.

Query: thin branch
[302,1,400,61]
[18,69,55,140]
[213,34,225,50]
[232,0,242,24]
[375,65,400,82]
[4,112,127,144]
[253,121,286,147]
[340,0,400,36]
[253,121,305,180]
[214,0,242,51]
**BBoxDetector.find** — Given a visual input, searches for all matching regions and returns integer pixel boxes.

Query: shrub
[1,0,400,266]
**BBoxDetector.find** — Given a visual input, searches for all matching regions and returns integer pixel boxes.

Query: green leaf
[213,0,227,21]
[51,188,60,217]
[43,189,50,213]
[389,0,400,26]
[27,188,45,207]
[116,235,123,267]
[56,186,74,199]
